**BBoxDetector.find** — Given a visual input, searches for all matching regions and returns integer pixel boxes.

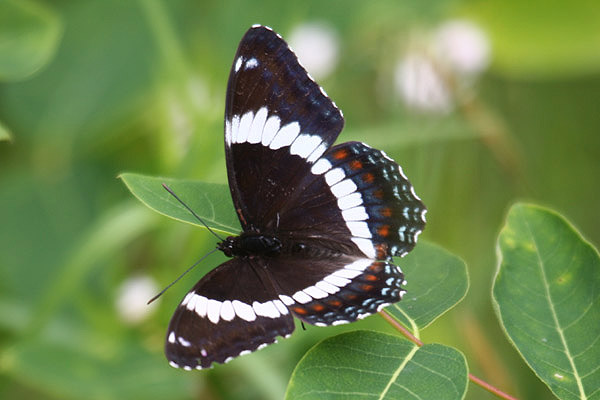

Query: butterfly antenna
[162,183,225,241]
[147,248,219,304]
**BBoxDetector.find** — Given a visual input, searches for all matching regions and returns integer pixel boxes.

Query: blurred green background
[1,0,598,399]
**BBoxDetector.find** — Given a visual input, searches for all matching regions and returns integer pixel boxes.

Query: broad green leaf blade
[494,203,600,400]
[385,242,468,333]
[119,172,240,235]
[286,331,467,400]
[0,0,62,81]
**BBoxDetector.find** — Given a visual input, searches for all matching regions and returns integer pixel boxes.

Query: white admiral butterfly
[165,25,426,370]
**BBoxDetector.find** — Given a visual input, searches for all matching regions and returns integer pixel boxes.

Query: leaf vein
[526,220,588,400]
[377,345,419,400]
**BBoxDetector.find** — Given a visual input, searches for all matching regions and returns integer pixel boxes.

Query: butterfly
[165,25,426,370]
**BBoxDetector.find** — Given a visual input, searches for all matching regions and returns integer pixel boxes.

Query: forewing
[224,25,344,230]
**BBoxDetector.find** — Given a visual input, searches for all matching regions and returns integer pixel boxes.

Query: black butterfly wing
[165,258,294,370]
[267,255,407,326]
[224,25,344,231]
[265,141,425,326]
[278,141,427,260]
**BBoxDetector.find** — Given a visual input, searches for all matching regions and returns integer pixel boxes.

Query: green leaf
[494,203,600,400]
[119,172,240,235]
[385,242,468,334]
[286,330,467,400]
[0,0,62,81]
[121,174,469,335]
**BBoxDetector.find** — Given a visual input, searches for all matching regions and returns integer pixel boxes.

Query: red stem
[468,373,519,400]
[379,311,519,400]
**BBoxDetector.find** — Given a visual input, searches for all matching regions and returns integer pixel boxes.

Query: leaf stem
[379,310,519,400]
[467,373,519,400]
[379,310,423,346]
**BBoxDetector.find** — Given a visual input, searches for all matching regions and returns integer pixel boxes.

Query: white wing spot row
[181,292,288,324]
[310,158,375,258]
[226,110,326,163]
[285,258,374,305]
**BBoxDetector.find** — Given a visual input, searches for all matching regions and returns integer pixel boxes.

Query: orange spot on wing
[377,225,390,237]
[329,300,342,307]
[346,293,358,300]
[361,284,374,291]
[334,149,349,160]
[374,189,384,199]
[312,304,325,312]
[292,307,307,315]
[381,207,392,217]
[365,274,378,281]
[350,160,363,170]
[375,244,388,259]
[363,173,375,183]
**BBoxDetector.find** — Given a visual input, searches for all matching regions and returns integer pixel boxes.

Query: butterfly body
[165,25,426,371]
[218,233,282,258]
